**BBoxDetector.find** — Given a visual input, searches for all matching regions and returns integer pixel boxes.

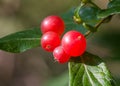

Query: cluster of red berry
[40,16,86,63]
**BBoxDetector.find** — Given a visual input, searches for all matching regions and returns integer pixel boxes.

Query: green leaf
[98,0,120,18]
[107,0,120,8]
[78,6,101,25]
[61,8,88,34]
[69,52,115,86]
[98,7,120,18]
[0,28,42,53]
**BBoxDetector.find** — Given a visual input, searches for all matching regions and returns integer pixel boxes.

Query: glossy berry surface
[41,15,65,35]
[61,30,86,57]
[53,46,70,63]
[41,31,60,52]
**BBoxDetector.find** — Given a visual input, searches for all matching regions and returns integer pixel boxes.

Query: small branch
[90,1,101,9]
[84,17,110,37]
[95,19,106,29]
[84,19,105,37]
[84,30,91,37]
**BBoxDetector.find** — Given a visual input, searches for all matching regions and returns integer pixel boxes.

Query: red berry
[53,46,70,63]
[41,15,65,35]
[61,30,86,57]
[41,31,61,52]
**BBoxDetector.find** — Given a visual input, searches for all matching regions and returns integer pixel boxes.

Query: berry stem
[74,3,85,18]
[84,16,113,38]
[84,31,91,37]
[95,18,106,29]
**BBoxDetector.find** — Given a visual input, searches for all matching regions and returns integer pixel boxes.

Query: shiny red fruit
[41,31,60,52]
[41,15,65,35]
[61,30,86,57]
[53,46,70,63]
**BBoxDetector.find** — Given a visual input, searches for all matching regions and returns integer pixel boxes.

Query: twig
[90,1,101,9]
[95,18,106,29]
[84,30,91,37]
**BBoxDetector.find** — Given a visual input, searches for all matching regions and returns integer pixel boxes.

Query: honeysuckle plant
[0,0,120,86]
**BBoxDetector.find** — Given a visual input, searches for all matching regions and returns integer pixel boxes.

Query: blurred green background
[0,0,120,86]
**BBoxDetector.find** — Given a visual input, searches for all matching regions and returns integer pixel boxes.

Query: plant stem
[84,30,91,37]
[85,16,111,37]
[90,1,101,9]
[95,18,106,29]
